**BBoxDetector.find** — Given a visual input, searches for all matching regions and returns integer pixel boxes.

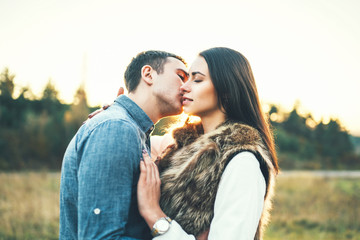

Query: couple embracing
[59,47,279,240]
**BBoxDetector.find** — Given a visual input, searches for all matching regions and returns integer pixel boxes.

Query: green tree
[0,68,17,127]
[0,68,26,168]
[42,79,59,102]
[283,108,311,138]
[64,84,90,134]
[323,120,354,159]
[0,70,95,170]
[0,68,15,98]
[38,79,69,168]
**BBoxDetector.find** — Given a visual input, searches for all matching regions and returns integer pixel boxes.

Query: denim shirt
[60,95,154,240]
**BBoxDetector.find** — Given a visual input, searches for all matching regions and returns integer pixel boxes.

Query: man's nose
[180,82,190,93]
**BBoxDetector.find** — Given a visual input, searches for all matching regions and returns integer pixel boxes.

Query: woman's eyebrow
[191,71,205,76]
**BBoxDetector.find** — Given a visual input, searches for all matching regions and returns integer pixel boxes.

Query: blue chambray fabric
[60,95,153,240]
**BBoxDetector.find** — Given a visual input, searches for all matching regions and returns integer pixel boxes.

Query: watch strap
[151,216,172,237]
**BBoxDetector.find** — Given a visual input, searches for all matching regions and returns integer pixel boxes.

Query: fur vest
[158,121,276,240]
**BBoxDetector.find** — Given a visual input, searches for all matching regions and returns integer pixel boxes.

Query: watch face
[156,219,170,232]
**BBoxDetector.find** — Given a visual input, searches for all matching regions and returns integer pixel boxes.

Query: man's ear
[141,65,153,86]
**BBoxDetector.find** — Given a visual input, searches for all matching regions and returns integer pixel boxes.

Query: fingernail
[142,149,147,154]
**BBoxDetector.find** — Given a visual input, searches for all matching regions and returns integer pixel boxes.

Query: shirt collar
[115,95,154,134]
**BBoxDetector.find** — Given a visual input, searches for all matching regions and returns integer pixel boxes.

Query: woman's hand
[87,87,125,119]
[138,151,209,238]
[87,104,110,119]
[137,150,166,228]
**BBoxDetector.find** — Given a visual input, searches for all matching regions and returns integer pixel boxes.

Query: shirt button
[94,208,101,214]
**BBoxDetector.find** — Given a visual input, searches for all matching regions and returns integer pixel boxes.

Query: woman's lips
[182,96,193,105]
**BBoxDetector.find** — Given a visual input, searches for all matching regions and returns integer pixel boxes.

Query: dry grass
[0,172,60,240]
[265,174,360,240]
[0,172,359,239]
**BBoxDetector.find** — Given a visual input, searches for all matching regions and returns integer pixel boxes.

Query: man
[60,50,188,239]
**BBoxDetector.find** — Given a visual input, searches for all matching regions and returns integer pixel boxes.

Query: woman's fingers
[154,163,160,184]
[87,104,110,120]
[87,86,124,121]
[152,161,160,185]
[143,150,155,182]
[139,160,146,184]
[138,149,163,223]
[142,150,152,163]
[117,87,124,96]
[143,151,151,182]
[141,151,161,188]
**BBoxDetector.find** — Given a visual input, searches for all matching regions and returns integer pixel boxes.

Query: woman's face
[181,56,222,117]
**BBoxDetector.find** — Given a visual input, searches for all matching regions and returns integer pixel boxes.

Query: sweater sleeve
[154,151,266,240]
[208,151,266,240]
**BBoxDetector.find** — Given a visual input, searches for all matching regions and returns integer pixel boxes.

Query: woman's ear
[141,65,153,86]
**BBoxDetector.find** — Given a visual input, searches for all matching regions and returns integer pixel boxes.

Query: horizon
[5,73,359,137]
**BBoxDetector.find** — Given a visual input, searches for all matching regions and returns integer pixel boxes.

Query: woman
[137,47,279,240]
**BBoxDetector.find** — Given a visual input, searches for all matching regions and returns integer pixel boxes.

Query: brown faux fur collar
[158,121,276,239]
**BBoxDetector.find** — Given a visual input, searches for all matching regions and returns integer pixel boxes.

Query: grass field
[266,174,360,240]
[0,172,359,240]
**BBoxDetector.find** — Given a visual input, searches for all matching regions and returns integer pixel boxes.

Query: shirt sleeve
[154,151,265,240]
[77,120,141,239]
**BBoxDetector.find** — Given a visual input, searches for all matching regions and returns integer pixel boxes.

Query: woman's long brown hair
[200,47,279,174]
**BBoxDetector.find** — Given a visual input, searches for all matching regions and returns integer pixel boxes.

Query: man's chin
[171,108,183,116]
[161,106,182,117]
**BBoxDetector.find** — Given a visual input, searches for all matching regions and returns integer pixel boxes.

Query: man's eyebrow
[177,69,189,77]
[191,71,205,76]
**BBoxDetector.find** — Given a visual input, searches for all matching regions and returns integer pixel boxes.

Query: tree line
[268,104,360,169]
[0,68,359,171]
[0,68,95,170]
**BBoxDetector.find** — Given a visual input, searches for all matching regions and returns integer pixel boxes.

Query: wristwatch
[151,216,172,237]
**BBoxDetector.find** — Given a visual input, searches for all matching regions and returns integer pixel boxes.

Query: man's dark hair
[124,50,186,92]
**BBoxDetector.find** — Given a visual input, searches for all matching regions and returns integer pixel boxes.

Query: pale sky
[1,0,359,135]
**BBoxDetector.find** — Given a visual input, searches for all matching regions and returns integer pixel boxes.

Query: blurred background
[0,0,359,239]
